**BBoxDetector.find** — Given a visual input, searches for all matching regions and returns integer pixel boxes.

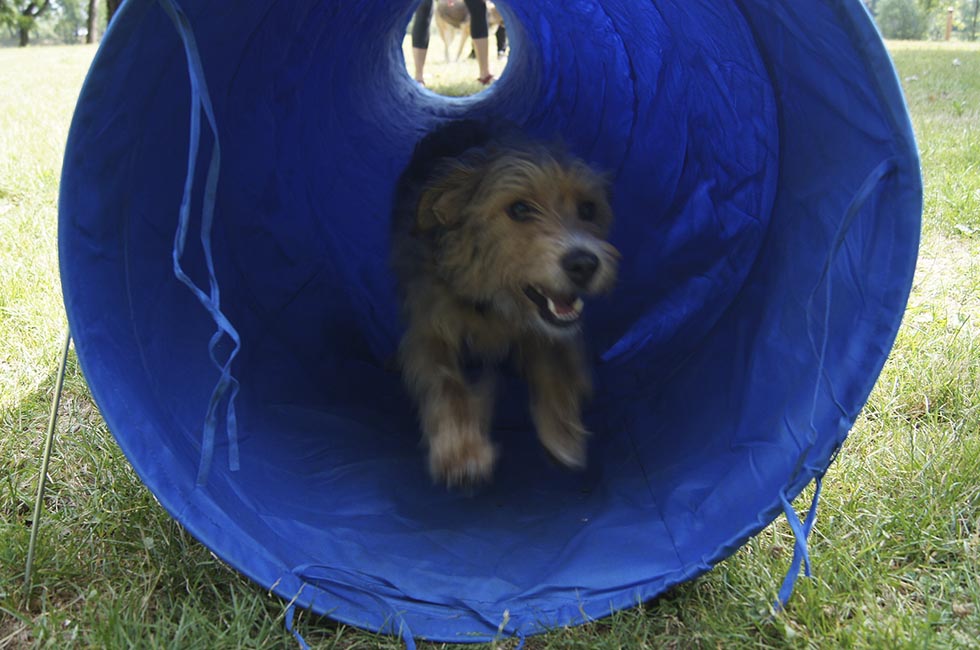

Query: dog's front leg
[521,338,592,469]
[400,330,497,487]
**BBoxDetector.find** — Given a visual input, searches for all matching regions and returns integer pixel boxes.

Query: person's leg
[411,0,433,83]
[472,37,490,82]
[496,24,506,58]
[413,47,428,84]
[463,0,492,83]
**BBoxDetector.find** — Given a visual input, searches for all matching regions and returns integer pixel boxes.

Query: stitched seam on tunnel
[833,0,921,172]
[282,556,718,642]
[603,1,642,180]
[624,406,687,569]
[293,561,663,609]
[227,0,286,94]
[803,158,897,463]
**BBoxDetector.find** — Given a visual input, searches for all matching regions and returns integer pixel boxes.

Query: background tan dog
[391,120,619,488]
[434,0,503,62]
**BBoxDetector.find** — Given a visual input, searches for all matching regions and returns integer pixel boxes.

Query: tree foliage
[1,0,105,45]
[963,0,980,39]
[1,0,53,45]
[52,0,82,43]
[876,0,928,39]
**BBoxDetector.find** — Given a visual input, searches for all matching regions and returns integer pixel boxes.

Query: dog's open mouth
[523,286,584,328]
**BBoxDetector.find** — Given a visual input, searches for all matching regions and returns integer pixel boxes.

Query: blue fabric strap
[158,0,242,486]
[400,622,418,650]
[284,604,312,650]
[775,476,823,609]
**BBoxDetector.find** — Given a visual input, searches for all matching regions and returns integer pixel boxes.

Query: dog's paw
[428,431,498,488]
[537,416,589,470]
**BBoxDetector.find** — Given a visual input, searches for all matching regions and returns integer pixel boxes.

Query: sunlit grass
[0,45,97,408]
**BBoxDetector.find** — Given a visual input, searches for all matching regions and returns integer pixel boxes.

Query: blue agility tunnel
[59,0,920,644]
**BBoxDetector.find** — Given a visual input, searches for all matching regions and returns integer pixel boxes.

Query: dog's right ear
[415,158,483,232]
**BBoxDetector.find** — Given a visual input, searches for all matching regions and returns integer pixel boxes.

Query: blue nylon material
[58,0,920,645]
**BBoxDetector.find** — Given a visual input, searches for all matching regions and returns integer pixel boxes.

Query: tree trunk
[971,0,980,41]
[87,0,98,43]
[15,0,51,47]
[106,0,121,25]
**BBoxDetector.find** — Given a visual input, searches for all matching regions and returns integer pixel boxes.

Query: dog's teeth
[547,297,566,319]
[546,295,584,321]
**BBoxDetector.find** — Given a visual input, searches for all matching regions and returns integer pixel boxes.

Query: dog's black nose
[561,249,600,287]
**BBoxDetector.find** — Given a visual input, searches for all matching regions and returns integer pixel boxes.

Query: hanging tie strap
[158,0,241,486]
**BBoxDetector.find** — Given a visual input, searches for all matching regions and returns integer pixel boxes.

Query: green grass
[0,46,95,408]
[2,40,979,649]
[889,41,980,239]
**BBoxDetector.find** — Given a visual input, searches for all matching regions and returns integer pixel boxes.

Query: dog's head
[416,140,619,337]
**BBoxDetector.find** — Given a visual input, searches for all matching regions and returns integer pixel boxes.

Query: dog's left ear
[416,157,484,232]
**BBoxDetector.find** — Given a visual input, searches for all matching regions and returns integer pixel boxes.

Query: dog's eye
[507,201,535,222]
[578,201,597,222]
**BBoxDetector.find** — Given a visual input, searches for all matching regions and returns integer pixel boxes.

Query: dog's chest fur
[417,277,518,363]
[457,301,517,363]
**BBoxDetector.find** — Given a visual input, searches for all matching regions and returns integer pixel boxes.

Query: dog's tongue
[551,297,577,315]
[546,295,584,320]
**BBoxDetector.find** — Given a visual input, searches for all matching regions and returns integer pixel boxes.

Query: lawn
[1,39,978,649]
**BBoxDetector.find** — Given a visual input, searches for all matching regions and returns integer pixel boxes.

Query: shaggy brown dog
[391,120,619,487]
